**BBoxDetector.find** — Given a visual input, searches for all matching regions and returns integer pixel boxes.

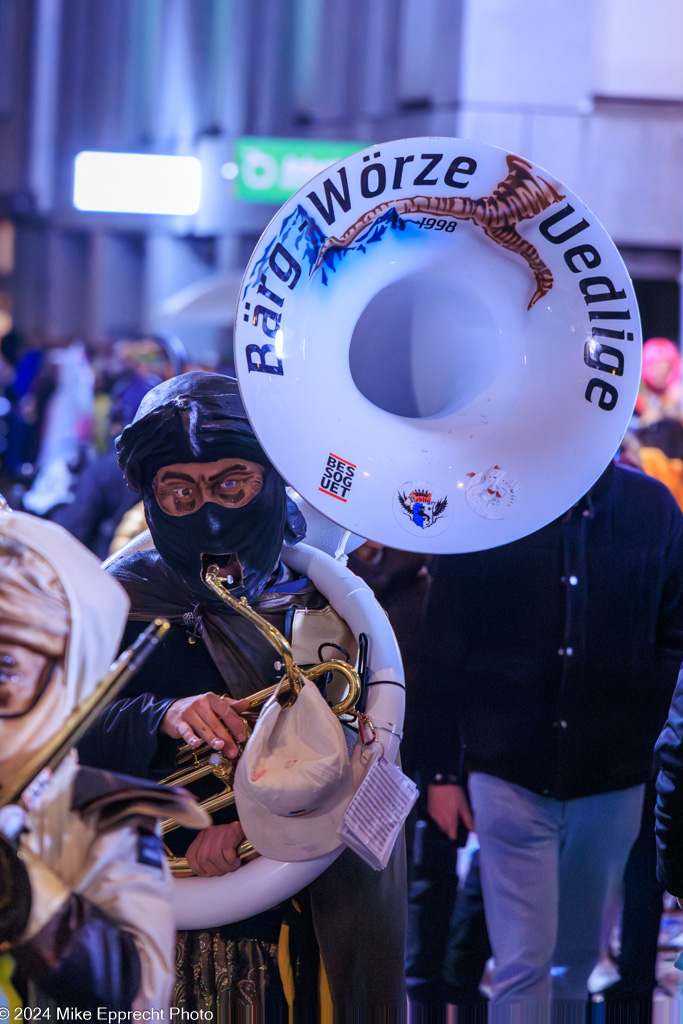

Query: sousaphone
[172,136,642,929]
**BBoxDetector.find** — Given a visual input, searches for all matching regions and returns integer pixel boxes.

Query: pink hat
[641,337,681,393]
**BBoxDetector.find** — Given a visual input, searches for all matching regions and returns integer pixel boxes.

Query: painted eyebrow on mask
[208,464,253,482]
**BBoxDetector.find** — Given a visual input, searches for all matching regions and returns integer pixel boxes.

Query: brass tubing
[161,567,363,876]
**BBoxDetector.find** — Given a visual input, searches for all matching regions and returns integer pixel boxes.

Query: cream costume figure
[0,512,204,1012]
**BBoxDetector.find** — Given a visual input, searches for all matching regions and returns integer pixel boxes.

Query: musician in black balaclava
[78,371,407,1016]
[117,370,306,607]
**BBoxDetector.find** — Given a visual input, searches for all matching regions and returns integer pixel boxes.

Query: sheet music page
[339,755,418,869]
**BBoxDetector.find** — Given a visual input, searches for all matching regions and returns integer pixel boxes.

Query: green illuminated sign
[234,137,364,204]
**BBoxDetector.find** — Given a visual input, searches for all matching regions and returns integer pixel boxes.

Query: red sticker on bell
[465,466,520,520]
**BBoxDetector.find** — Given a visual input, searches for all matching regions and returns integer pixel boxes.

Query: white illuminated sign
[73,152,201,215]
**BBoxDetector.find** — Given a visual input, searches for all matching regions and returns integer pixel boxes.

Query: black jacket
[78,551,323,780]
[419,462,683,800]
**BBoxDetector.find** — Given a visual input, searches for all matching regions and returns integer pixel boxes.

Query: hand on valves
[161,691,249,758]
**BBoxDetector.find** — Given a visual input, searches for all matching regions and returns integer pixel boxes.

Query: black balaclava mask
[116,372,306,607]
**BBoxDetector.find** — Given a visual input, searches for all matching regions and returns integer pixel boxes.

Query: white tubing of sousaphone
[172,542,405,930]
[234,137,642,553]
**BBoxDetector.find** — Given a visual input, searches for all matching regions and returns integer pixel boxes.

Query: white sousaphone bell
[172,137,642,929]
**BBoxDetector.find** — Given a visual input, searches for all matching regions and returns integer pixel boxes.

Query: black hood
[116,372,306,605]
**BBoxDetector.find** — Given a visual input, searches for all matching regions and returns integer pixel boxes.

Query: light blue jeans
[468,772,645,1020]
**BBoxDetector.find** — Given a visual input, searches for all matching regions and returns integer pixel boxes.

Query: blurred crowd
[620,337,683,501]
[0,328,225,556]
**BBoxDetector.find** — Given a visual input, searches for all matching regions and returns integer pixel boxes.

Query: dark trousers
[406,817,460,1004]
[406,818,490,1009]
[594,781,663,1024]
[443,848,490,1005]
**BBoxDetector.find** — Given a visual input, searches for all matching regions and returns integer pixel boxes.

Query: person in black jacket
[420,460,683,1017]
